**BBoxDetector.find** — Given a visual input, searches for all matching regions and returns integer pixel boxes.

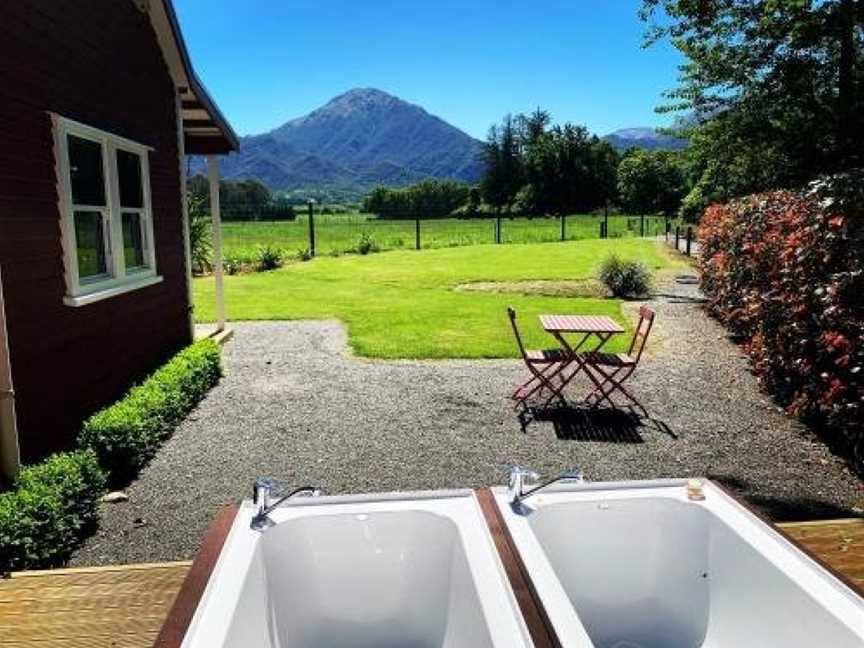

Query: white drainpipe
[0,265,20,479]
[176,90,195,340]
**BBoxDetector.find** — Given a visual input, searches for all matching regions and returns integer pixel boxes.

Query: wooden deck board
[778,518,864,592]
[0,519,861,647]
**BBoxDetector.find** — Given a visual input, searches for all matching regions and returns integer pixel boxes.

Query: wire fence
[219,212,673,262]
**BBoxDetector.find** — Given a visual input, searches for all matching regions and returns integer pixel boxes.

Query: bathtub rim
[176,488,534,648]
[491,478,864,648]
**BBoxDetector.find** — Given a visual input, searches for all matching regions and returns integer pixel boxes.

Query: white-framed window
[53,115,162,306]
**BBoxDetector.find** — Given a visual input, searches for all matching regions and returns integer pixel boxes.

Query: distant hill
[603,127,688,152]
[192,88,484,194]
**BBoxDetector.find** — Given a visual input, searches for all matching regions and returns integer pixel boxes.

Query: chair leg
[584,365,646,414]
[513,362,567,409]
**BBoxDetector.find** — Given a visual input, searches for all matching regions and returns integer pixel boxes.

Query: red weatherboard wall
[0,1,192,463]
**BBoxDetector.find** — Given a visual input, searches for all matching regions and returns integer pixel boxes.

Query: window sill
[64,274,163,307]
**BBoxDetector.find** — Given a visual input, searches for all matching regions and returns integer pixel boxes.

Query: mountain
[194,88,484,194]
[603,127,688,152]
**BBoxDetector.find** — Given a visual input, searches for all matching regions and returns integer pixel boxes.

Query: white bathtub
[181,490,532,648]
[493,479,864,648]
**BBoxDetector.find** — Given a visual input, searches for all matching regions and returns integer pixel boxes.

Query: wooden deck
[0,519,861,647]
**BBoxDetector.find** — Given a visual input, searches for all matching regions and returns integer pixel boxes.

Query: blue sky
[174,0,682,139]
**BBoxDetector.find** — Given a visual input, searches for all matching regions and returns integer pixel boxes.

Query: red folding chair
[507,307,569,409]
[581,306,655,415]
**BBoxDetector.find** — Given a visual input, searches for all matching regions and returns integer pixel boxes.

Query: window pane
[122,212,146,270]
[116,149,143,208]
[67,135,105,206]
[74,211,107,279]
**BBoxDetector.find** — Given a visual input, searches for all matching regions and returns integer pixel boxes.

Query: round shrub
[598,254,652,298]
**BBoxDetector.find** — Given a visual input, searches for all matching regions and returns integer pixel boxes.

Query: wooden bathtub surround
[153,504,238,648]
[0,502,861,647]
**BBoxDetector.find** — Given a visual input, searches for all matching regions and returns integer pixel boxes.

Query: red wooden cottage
[0,0,238,477]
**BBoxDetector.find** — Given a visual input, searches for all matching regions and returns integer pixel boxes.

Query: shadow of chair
[520,403,660,443]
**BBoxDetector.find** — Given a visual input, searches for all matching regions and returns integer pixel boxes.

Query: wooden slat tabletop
[0,518,860,646]
[540,314,625,334]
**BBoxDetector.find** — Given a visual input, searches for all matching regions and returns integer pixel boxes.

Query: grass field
[194,239,685,359]
[220,213,668,262]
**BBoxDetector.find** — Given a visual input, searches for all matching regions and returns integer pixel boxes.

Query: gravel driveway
[72,276,863,565]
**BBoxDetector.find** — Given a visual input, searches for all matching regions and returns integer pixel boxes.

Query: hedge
[0,450,105,573]
[79,339,222,483]
[699,173,863,471]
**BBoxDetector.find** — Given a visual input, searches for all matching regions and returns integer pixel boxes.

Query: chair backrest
[628,306,656,364]
[506,307,529,360]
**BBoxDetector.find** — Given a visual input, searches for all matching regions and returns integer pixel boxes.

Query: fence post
[686,226,692,256]
[561,214,566,241]
[604,204,609,240]
[675,226,680,252]
[415,218,421,250]
[307,200,315,257]
[640,214,645,237]
[665,217,670,241]
[496,215,502,244]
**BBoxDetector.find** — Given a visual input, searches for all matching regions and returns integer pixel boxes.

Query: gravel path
[72,276,862,565]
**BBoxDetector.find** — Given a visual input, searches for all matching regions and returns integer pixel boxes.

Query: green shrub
[256,246,284,271]
[296,248,313,262]
[0,450,105,573]
[598,254,652,298]
[700,175,863,470]
[224,255,242,275]
[188,194,212,274]
[352,232,380,255]
[79,340,222,483]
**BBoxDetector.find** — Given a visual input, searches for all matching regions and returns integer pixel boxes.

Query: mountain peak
[200,89,483,193]
[309,87,422,119]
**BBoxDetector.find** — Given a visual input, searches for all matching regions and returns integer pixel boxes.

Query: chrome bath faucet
[251,477,323,530]
[505,464,584,506]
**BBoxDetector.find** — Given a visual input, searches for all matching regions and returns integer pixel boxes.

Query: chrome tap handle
[253,477,287,514]
[503,464,539,501]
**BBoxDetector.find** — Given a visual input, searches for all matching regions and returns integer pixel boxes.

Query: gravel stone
[71,277,862,566]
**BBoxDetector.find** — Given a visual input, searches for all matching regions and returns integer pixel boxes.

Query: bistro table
[539,314,625,399]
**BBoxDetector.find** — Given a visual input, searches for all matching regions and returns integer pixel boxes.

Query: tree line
[362,113,688,220]
[480,110,685,217]
[362,180,472,218]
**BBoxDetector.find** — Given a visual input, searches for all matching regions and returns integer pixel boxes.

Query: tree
[186,175,272,210]
[480,115,523,212]
[617,149,685,215]
[480,111,619,216]
[641,0,864,209]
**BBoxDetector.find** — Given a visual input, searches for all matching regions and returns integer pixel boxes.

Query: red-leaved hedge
[698,174,864,472]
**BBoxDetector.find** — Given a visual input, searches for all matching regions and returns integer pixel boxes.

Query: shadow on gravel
[521,404,654,443]
[708,473,862,521]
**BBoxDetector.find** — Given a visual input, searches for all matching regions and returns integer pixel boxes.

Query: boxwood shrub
[699,172,863,472]
[0,450,105,573]
[79,339,222,483]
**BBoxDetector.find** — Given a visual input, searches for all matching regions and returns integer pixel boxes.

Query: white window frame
[52,115,162,306]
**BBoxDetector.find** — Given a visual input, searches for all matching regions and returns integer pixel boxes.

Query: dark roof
[151,0,239,154]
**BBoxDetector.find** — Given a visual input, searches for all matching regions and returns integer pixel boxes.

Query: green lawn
[220,213,669,262]
[194,239,684,359]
